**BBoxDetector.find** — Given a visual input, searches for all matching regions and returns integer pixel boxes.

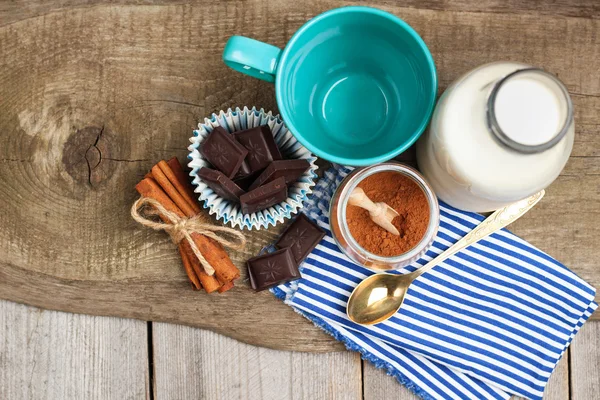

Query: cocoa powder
[346,171,430,257]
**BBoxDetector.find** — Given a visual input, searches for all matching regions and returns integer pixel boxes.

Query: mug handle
[222,36,282,83]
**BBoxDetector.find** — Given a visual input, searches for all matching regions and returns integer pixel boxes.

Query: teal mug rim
[275,6,438,166]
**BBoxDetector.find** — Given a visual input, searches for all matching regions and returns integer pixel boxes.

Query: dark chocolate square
[275,213,326,264]
[247,247,301,291]
[197,167,245,202]
[240,176,287,214]
[200,127,248,178]
[233,125,282,174]
[248,159,311,191]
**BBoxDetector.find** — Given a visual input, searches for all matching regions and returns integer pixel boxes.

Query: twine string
[131,197,246,276]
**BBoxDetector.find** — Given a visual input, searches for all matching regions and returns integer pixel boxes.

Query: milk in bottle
[416,62,574,212]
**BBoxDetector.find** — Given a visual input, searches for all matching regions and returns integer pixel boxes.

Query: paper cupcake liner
[188,107,319,230]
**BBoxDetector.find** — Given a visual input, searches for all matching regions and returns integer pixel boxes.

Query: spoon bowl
[346,273,411,325]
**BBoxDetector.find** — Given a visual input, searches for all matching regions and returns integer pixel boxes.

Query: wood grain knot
[62,126,116,187]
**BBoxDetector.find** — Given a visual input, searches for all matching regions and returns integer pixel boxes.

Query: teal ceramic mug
[223,6,437,166]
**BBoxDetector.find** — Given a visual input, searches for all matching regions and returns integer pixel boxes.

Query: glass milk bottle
[416,62,574,212]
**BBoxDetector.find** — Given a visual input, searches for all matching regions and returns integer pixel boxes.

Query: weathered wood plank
[0,300,148,400]
[543,352,570,400]
[363,360,420,400]
[1,0,598,28]
[0,1,598,354]
[152,323,362,399]
[570,320,600,399]
[362,352,570,400]
[0,261,344,352]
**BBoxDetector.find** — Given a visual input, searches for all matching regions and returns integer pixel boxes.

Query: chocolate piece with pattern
[275,213,326,264]
[234,125,282,174]
[200,127,248,178]
[247,247,300,291]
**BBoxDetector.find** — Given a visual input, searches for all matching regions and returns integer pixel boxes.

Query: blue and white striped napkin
[273,165,597,400]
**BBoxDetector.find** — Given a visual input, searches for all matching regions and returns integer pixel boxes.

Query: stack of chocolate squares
[246,214,326,291]
[198,126,310,214]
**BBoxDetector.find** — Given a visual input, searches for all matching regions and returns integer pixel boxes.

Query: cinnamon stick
[165,157,202,214]
[158,160,201,214]
[151,164,197,217]
[178,243,202,290]
[181,241,221,293]
[217,280,234,293]
[135,178,184,219]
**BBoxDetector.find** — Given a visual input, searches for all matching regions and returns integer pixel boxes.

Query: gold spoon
[348,187,400,235]
[346,190,545,325]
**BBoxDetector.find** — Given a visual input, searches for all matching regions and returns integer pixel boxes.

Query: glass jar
[329,162,440,271]
[417,62,574,212]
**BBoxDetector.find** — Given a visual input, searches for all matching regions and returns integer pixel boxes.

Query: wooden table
[1,300,598,399]
[1,0,599,399]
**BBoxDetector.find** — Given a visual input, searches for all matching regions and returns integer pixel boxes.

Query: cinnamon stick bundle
[135,157,240,293]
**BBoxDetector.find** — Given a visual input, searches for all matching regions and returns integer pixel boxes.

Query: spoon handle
[411,190,545,280]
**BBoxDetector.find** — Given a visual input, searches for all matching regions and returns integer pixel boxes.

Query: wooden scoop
[348,187,400,236]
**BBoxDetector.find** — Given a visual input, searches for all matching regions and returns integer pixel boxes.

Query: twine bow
[131,197,246,276]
